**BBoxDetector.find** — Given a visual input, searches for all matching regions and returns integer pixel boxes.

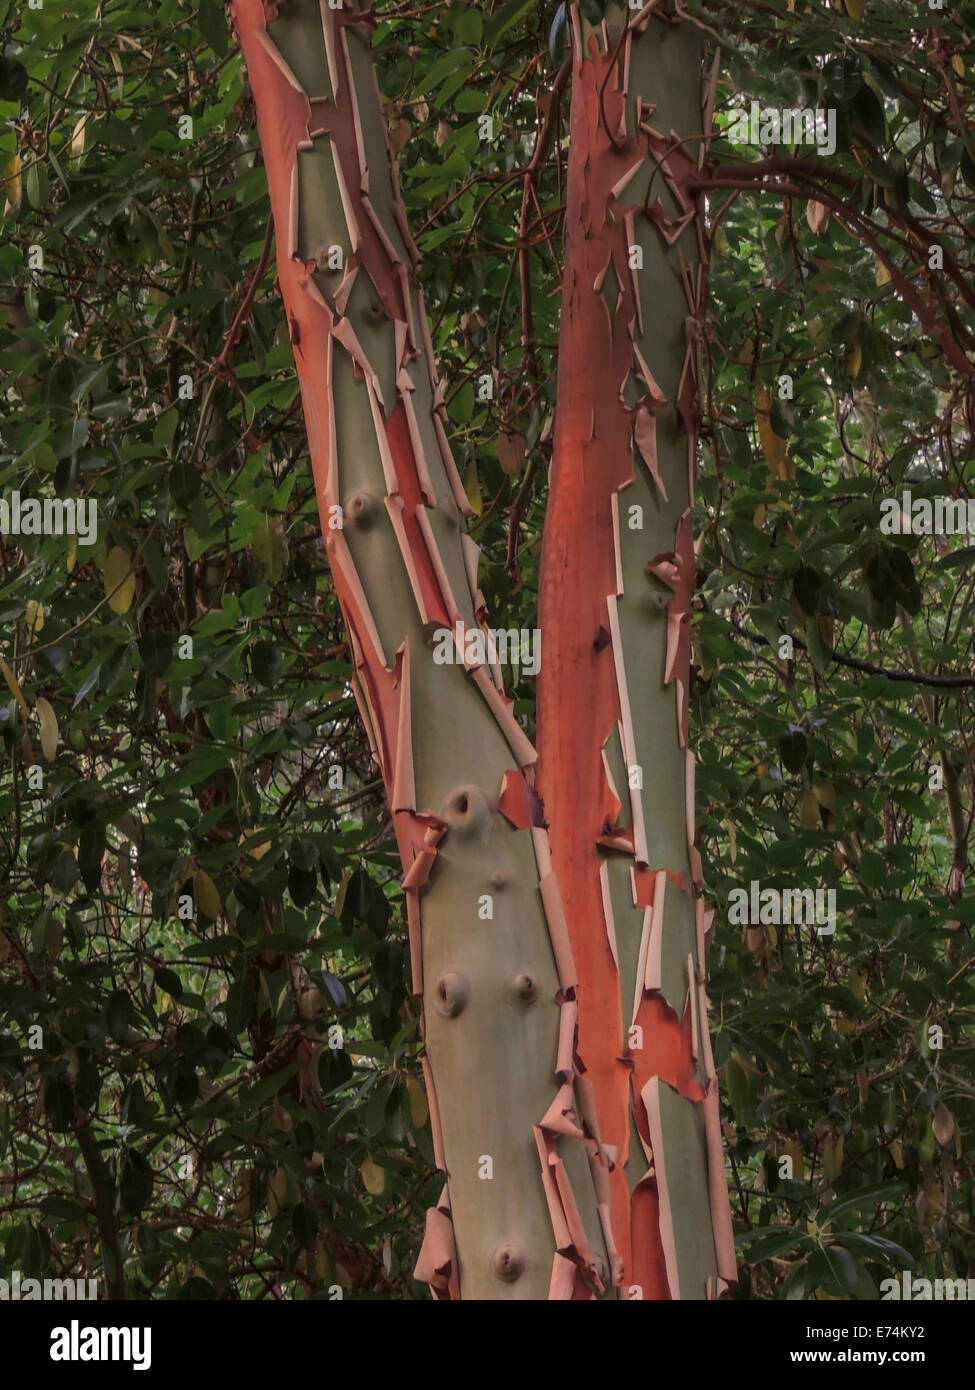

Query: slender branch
[734,617,975,688]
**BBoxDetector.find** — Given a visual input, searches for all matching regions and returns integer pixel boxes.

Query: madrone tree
[233,0,735,1299]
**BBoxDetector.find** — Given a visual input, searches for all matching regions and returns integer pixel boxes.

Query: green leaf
[548,2,567,62]
[45,1079,75,1132]
[0,53,28,102]
[24,159,49,208]
[154,966,183,1000]
[106,988,133,1042]
[821,1182,906,1223]
[117,1149,154,1215]
[778,728,808,774]
[198,0,228,54]
[737,1225,809,1261]
[793,566,822,616]
[831,1231,913,1265]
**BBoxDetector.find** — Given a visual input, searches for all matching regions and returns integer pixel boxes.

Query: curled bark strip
[498,768,546,830]
[421,1052,446,1174]
[414,1205,459,1301]
[391,642,415,813]
[599,861,621,970]
[540,1083,587,1141]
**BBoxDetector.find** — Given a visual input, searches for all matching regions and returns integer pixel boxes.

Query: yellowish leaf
[464,459,482,516]
[252,514,286,581]
[0,656,29,719]
[813,781,836,811]
[25,599,44,634]
[110,48,124,97]
[71,115,87,160]
[103,546,136,613]
[890,1139,905,1170]
[805,199,830,236]
[800,789,819,829]
[66,532,78,575]
[35,696,58,762]
[755,386,793,481]
[875,256,891,286]
[240,828,274,861]
[844,0,865,18]
[406,1075,428,1128]
[844,339,862,380]
[266,1164,289,1218]
[193,868,222,920]
[822,1130,844,1181]
[497,431,526,477]
[951,53,965,77]
[3,153,22,215]
[386,114,412,155]
[932,1100,955,1147]
[235,1168,251,1219]
[848,968,868,1002]
[360,1155,385,1196]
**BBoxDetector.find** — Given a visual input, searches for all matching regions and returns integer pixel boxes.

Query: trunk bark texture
[232,0,613,1300]
[537,1,737,1300]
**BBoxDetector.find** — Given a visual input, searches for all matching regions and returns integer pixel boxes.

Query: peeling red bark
[538,7,735,1299]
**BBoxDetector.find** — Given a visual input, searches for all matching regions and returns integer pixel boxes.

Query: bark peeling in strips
[538,0,736,1299]
[232,0,611,1299]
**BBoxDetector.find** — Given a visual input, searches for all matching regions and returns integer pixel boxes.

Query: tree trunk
[537,1,736,1299]
[231,0,611,1299]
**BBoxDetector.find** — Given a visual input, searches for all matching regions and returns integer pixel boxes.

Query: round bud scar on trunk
[513,973,539,1004]
[441,785,491,834]
[491,1245,525,1282]
[433,973,468,1018]
[344,490,380,529]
